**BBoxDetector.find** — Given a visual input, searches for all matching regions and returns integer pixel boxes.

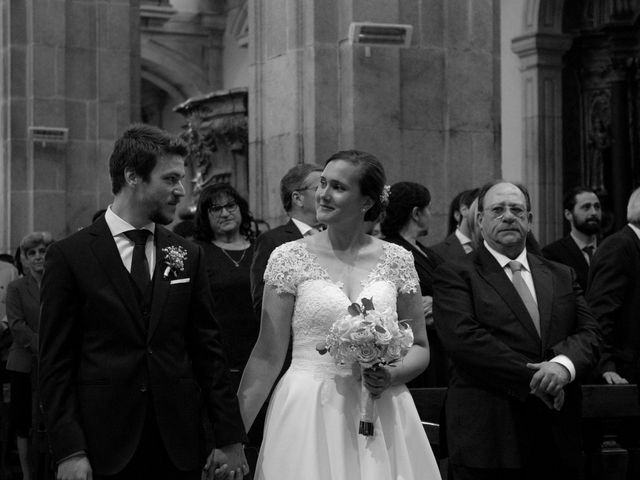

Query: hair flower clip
[380,185,391,206]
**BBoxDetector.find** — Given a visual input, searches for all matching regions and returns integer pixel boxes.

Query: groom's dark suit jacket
[433,245,600,470]
[39,217,246,475]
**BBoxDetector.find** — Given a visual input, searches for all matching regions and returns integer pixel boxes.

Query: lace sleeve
[384,243,420,295]
[263,242,302,295]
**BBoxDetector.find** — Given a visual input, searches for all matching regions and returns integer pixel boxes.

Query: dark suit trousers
[94,397,200,480]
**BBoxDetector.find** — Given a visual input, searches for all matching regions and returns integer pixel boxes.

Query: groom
[39,124,248,479]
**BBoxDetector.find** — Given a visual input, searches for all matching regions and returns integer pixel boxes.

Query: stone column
[512,32,572,245]
[0,0,140,249]
[606,28,637,231]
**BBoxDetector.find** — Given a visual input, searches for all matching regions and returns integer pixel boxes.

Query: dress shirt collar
[483,240,530,272]
[569,231,596,251]
[104,206,155,238]
[454,228,472,246]
[291,217,313,236]
[628,222,640,241]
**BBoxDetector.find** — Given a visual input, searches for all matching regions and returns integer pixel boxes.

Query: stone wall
[0,0,140,250]
[249,0,502,242]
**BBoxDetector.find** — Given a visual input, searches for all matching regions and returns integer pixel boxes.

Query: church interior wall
[500,0,526,182]
[249,0,502,242]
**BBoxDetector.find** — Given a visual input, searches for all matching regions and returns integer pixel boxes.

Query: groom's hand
[202,443,249,480]
[57,455,92,480]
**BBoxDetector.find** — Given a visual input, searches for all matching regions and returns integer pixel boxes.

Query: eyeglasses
[486,204,528,220]
[208,201,239,215]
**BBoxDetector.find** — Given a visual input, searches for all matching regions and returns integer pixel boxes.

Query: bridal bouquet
[316,297,414,436]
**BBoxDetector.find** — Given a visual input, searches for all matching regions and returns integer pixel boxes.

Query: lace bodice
[264,241,419,375]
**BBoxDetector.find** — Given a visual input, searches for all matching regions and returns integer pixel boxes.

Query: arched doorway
[512,0,640,242]
[562,0,640,234]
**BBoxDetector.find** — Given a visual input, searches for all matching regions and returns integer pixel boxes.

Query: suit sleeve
[586,238,632,374]
[187,245,248,447]
[6,280,37,352]
[250,233,277,318]
[548,267,601,379]
[433,262,534,400]
[39,242,88,461]
[541,244,559,263]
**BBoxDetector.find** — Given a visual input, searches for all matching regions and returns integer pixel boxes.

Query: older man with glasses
[433,180,601,480]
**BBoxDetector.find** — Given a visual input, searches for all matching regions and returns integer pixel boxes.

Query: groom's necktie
[507,260,540,336]
[125,229,151,294]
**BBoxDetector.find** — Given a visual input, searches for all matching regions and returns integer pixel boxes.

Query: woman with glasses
[194,184,259,391]
[6,231,54,480]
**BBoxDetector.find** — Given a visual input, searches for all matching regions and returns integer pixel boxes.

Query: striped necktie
[508,260,540,336]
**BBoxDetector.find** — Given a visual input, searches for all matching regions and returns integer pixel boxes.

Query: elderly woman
[380,182,448,387]
[6,231,54,480]
[194,183,259,387]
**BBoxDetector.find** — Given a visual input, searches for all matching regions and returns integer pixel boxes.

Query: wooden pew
[582,384,640,480]
[411,385,640,480]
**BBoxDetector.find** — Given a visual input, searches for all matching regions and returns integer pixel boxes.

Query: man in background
[587,186,640,386]
[430,188,479,260]
[542,187,601,292]
[250,163,322,316]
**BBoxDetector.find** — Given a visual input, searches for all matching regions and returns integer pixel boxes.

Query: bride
[237,150,441,479]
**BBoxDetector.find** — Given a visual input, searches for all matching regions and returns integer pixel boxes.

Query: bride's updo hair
[325,150,386,221]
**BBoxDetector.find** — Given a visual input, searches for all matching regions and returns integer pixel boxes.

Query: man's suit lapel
[148,226,171,341]
[284,219,303,240]
[624,225,640,254]
[476,247,541,343]
[563,236,588,269]
[447,233,466,257]
[88,218,141,323]
[528,253,553,346]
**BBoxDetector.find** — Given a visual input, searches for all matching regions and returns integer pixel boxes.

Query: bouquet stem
[359,371,374,436]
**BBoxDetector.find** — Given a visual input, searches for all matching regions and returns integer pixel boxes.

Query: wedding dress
[255,241,441,480]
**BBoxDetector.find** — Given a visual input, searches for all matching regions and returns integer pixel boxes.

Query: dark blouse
[383,235,443,296]
[196,241,259,375]
[384,234,448,388]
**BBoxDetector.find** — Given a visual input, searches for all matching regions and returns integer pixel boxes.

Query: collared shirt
[455,228,473,253]
[291,217,314,237]
[483,241,576,382]
[104,206,156,278]
[628,222,640,241]
[569,232,597,264]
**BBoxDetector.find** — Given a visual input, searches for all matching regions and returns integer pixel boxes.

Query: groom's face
[137,155,186,225]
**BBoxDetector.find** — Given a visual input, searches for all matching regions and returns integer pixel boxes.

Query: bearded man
[542,187,602,292]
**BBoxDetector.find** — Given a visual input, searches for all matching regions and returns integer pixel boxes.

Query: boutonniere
[161,245,187,279]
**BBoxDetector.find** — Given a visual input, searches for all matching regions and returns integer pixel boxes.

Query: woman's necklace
[218,245,247,268]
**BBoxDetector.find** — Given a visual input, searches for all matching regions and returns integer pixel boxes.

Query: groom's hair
[109,124,188,195]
